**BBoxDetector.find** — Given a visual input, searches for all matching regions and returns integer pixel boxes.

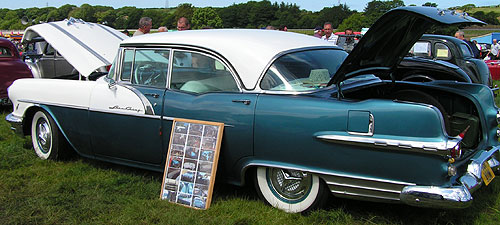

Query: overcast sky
[2,1,499,12]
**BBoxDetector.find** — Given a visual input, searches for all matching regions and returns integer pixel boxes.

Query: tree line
[0,0,499,32]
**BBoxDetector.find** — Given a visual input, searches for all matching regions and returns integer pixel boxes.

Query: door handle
[232,99,251,105]
[145,93,160,98]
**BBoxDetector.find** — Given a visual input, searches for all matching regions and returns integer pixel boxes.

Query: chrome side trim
[161,116,235,127]
[330,189,400,201]
[18,99,88,110]
[316,132,460,156]
[120,84,155,115]
[244,162,415,186]
[88,107,161,119]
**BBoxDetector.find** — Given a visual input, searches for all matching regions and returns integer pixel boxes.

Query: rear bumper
[5,113,24,136]
[400,146,500,209]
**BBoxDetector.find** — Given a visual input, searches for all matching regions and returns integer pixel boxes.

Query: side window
[120,49,134,81]
[460,43,473,58]
[410,41,431,58]
[435,43,451,60]
[131,49,169,88]
[170,51,238,94]
[0,47,12,57]
[45,44,55,56]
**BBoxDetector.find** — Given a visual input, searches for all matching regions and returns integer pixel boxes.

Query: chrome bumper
[5,113,24,136]
[400,146,500,209]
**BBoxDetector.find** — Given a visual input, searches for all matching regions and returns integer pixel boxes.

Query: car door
[162,50,256,178]
[88,48,170,167]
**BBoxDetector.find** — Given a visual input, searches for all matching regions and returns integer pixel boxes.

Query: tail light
[105,64,112,71]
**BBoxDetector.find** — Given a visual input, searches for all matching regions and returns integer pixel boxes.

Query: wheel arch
[22,105,77,152]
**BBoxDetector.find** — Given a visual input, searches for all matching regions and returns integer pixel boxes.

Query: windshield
[260,49,348,92]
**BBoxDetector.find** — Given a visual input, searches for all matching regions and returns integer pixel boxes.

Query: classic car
[6,7,500,213]
[21,18,127,79]
[485,60,500,80]
[409,34,492,86]
[335,34,473,84]
[0,37,32,104]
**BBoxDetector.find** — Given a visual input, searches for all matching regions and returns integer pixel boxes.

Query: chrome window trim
[120,44,244,91]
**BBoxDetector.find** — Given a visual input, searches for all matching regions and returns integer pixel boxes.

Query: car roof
[121,29,337,89]
[421,34,462,44]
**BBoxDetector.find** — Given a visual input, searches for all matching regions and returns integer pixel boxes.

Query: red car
[485,60,500,80]
[0,38,32,104]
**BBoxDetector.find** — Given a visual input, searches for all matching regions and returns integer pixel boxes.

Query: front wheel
[31,110,65,160]
[255,167,329,213]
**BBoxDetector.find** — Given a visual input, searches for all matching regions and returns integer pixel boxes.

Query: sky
[1,0,499,12]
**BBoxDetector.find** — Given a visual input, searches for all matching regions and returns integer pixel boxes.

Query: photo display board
[160,118,224,209]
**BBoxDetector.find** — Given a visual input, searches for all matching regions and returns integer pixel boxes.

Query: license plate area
[481,162,495,186]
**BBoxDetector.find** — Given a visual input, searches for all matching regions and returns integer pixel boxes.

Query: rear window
[260,49,347,92]
[0,47,12,57]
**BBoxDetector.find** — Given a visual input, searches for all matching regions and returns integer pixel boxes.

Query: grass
[1,105,500,224]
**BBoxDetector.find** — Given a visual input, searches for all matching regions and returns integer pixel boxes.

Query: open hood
[328,6,485,86]
[22,18,128,77]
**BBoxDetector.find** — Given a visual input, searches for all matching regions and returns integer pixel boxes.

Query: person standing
[490,39,500,60]
[454,30,480,58]
[313,26,323,38]
[321,22,338,45]
[133,17,152,37]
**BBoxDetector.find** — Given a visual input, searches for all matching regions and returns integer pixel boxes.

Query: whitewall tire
[255,166,328,213]
[31,111,63,160]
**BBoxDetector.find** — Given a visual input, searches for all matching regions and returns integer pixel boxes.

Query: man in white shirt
[321,22,338,45]
[132,17,152,37]
[490,39,500,60]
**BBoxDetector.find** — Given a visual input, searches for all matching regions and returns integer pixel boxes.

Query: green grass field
[1,105,500,224]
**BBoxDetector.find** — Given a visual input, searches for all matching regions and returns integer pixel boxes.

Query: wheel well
[22,106,44,136]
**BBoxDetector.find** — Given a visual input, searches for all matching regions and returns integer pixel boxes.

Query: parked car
[21,17,127,79]
[336,34,473,84]
[485,60,500,80]
[409,34,492,86]
[0,37,32,104]
[6,7,500,213]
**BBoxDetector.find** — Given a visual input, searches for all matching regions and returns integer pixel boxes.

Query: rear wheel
[31,110,66,160]
[255,167,329,213]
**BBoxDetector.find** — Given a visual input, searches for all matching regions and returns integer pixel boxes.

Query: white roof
[122,29,335,89]
[22,18,128,77]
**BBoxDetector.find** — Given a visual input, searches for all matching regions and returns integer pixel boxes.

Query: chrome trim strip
[160,116,234,127]
[120,84,155,115]
[330,190,400,201]
[96,23,125,41]
[316,133,460,156]
[18,99,88,110]
[48,23,110,65]
[326,181,401,194]
[88,107,161,119]
[244,162,416,186]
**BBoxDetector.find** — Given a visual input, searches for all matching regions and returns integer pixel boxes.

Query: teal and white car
[6,7,500,213]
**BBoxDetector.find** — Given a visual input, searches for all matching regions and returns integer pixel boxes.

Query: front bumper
[5,113,24,136]
[400,146,500,209]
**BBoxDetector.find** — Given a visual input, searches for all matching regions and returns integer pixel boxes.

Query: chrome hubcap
[268,168,312,200]
[36,118,51,153]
